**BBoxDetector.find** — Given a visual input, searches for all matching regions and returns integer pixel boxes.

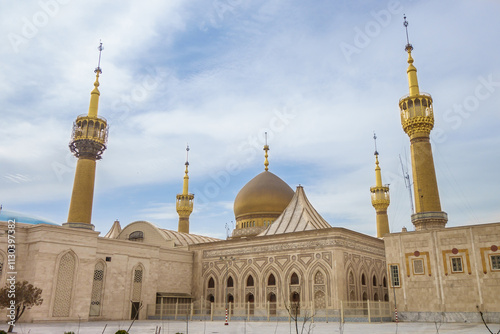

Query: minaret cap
[182,144,190,195]
[88,42,104,118]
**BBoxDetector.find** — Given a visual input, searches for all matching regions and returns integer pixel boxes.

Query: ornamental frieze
[202,237,384,259]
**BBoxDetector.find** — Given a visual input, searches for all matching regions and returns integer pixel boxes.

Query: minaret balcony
[399,93,435,136]
[370,187,390,206]
[69,114,108,159]
[69,114,109,159]
[176,194,194,210]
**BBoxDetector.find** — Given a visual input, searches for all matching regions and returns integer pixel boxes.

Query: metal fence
[146,300,392,323]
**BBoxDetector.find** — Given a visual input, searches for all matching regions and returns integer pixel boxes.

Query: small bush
[64,332,75,334]
[115,330,128,334]
[0,330,8,334]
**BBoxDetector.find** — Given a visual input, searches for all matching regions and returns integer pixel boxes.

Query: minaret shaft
[410,136,442,213]
[67,158,96,224]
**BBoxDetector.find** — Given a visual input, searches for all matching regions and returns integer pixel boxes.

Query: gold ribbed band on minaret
[64,50,109,230]
[399,46,447,230]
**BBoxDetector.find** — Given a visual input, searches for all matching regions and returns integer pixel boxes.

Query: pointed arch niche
[52,251,77,317]
[89,261,106,316]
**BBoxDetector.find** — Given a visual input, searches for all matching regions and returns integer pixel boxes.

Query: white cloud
[1,0,499,238]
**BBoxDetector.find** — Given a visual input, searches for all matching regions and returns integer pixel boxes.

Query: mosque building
[0,24,499,325]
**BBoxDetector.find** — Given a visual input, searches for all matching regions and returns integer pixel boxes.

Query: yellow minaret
[64,42,109,230]
[176,145,194,233]
[370,133,390,238]
[399,17,447,230]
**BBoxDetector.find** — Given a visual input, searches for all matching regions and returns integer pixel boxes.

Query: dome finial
[373,131,379,156]
[264,132,269,171]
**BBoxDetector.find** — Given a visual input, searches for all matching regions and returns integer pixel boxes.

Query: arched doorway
[228,294,234,314]
[246,293,255,315]
[268,292,277,315]
[290,292,300,316]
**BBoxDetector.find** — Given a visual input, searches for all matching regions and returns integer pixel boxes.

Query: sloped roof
[104,220,122,238]
[159,228,220,246]
[258,186,331,236]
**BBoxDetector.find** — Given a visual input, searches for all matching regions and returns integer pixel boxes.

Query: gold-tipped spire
[370,133,390,238]
[264,132,269,171]
[177,144,194,234]
[182,145,190,195]
[403,16,420,96]
[88,42,103,118]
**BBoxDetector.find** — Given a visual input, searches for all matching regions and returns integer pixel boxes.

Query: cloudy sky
[1,0,499,239]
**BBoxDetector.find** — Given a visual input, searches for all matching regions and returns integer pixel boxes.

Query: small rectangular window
[389,264,400,287]
[490,255,500,271]
[451,257,463,273]
[412,259,424,275]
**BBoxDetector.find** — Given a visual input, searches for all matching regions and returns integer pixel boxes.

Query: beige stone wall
[384,222,500,314]
[190,228,386,313]
[0,221,193,323]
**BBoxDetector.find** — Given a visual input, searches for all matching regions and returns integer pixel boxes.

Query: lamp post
[220,255,235,325]
[390,268,398,323]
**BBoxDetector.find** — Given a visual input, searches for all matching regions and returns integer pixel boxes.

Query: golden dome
[234,171,294,220]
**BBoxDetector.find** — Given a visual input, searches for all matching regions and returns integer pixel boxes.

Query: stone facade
[190,228,387,316]
[0,221,193,322]
[384,222,500,322]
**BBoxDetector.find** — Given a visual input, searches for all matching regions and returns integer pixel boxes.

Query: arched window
[361,274,366,286]
[383,276,387,288]
[268,274,276,286]
[246,275,254,287]
[374,293,379,301]
[227,276,234,287]
[384,293,389,301]
[349,290,355,301]
[349,271,354,285]
[129,231,144,242]
[208,294,214,303]
[314,271,324,285]
[130,265,144,320]
[89,261,105,316]
[362,292,368,301]
[53,252,76,317]
[208,277,215,288]
[372,275,377,287]
[290,273,299,285]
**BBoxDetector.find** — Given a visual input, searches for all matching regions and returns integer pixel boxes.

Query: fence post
[229,302,232,321]
[247,301,250,322]
[367,299,371,323]
[340,300,344,323]
[175,299,178,320]
[326,303,328,323]
[160,297,163,320]
[210,302,213,322]
[311,301,314,324]
[190,301,194,321]
[267,301,270,322]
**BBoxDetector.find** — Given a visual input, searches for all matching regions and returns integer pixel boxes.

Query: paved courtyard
[3,320,498,334]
